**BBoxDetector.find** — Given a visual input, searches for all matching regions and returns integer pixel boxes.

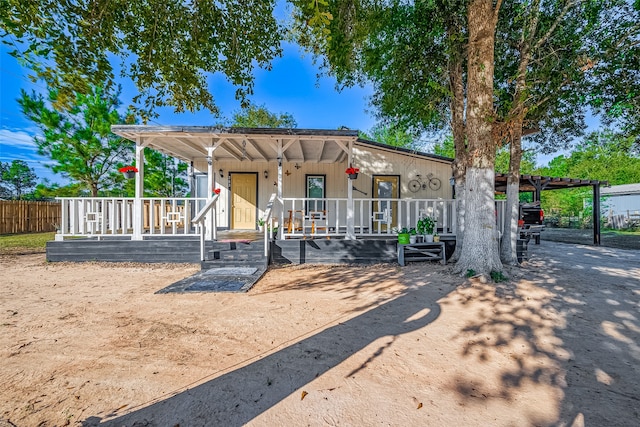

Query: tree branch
[534,0,585,51]
[493,0,504,27]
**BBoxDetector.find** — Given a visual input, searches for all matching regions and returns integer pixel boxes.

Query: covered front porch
[51,126,466,262]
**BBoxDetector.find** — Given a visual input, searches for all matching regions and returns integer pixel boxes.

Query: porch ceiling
[111,126,358,164]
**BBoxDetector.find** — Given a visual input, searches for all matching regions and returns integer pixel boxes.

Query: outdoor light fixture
[449,176,455,186]
[207,156,212,166]
[219,169,224,178]
[264,170,269,179]
[276,157,282,167]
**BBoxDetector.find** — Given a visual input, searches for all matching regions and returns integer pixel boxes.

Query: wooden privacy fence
[0,200,61,234]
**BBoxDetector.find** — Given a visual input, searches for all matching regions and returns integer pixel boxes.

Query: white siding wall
[352,146,452,199]
[194,144,453,229]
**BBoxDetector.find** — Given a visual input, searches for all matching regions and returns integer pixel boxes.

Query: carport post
[593,183,601,245]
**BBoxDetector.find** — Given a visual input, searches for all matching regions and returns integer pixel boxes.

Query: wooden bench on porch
[397,242,446,266]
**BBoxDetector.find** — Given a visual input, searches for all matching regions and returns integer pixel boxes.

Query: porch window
[306,174,325,212]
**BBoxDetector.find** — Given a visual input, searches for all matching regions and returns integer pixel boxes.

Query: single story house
[48,127,461,264]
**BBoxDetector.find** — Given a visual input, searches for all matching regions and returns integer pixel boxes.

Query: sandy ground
[1,242,639,427]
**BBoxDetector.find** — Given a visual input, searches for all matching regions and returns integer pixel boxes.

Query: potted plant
[395,227,411,244]
[417,215,435,242]
[345,166,360,179]
[257,218,265,232]
[119,165,138,179]
[409,228,418,244]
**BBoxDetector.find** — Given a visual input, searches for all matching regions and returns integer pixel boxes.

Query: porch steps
[161,239,268,293]
[201,240,268,270]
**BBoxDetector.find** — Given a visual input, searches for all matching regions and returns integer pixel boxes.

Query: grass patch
[603,229,640,236]
[0,232,55,254]
[490,270,509,283]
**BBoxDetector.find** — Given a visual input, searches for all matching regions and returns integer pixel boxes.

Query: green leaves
[18,83,134,196]
[2,0,284,115]
[0,160,37,199]
[229,103,297,128]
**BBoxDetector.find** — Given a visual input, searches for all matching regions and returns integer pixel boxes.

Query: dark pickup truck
[520,201,544,225]
[519,202,545,246]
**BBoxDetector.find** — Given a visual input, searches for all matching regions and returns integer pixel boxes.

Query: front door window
[306,175,326,212]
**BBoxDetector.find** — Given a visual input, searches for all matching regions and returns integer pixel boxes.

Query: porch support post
[206,146,215,240]
[593,182,601,245]
[133,140,144,240]
[277,139,284,240]
[346,139,355,240]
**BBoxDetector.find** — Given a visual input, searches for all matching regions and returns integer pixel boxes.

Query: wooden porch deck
[46,232,456,265]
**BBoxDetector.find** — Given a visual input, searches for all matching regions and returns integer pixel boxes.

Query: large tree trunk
[449,53,467,262]
[500,128,523,265]
[454,0,502,276]
[500,13,532,265]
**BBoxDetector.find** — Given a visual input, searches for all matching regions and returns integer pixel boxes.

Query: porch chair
[303,210,329,238]
[286,210,304,233]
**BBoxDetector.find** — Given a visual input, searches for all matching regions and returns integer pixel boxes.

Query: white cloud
[0,127,67,184]
[0,127,40,151]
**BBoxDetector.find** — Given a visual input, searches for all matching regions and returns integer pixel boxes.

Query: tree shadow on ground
[82,268,449,426]
[450,242,640,426]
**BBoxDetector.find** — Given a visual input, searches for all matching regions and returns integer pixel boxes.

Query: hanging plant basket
[345,166,359,180]
[119,166,138,179]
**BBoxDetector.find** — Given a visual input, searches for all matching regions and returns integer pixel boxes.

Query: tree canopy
[0,160,37,199]
[536,129,640,218]
[1,0,283,117]
[229,103,297,128]
[18,84,134,196]
[359,123,422,151]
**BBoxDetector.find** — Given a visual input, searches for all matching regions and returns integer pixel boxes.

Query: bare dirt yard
[1,241,639,426]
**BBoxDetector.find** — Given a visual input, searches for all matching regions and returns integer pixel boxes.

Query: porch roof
[111,125,360,164]
[111,125,454,165]
[495,173,609,193]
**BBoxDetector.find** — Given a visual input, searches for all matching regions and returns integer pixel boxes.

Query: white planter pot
[409,235,417,244]
[424,234,434,242]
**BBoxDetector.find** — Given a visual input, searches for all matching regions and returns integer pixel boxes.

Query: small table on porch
[397,242,446,266]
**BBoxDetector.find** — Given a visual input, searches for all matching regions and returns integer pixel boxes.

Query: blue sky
[0,41,377,185]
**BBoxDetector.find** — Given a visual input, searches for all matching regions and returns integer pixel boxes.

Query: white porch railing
[56,196,506,242]
[262,193,279,256]
[56,197,209,239]
[192,194,220,261]
[281,198,459,239]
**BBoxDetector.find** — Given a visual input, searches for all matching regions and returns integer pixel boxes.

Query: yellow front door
[373,175,399,231]
[231,173,257,229]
